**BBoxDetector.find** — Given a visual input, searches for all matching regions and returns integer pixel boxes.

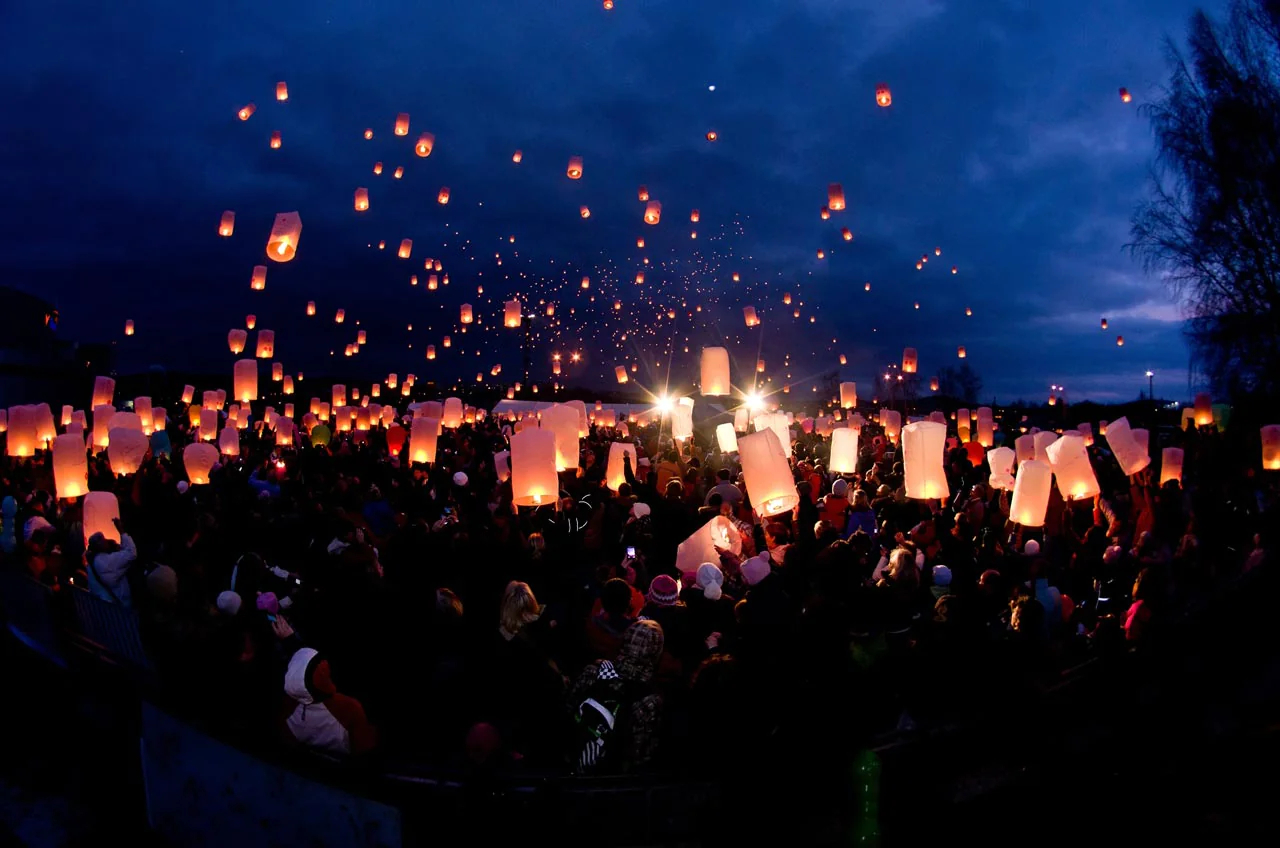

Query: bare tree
[937,364,983,404]
[1131,0,1280,396]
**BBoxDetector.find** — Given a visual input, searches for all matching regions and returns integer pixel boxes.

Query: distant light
[708,85,716,91]
[744,391,764,411]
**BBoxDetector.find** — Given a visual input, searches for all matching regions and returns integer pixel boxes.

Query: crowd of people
[1,400,1274,781]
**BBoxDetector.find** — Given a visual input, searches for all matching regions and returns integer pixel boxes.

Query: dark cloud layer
[0,0,1204,402]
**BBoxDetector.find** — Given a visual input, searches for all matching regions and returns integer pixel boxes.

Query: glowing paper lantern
[902,347,918,374]
[975,410,994,447]
[675,515,743,577]
[198,408,218,442]
[566,156,583,179]
[671,401,694,442]
[827,184,846,211]
[266,211,302,262]
[644,201,661,225]
[237,104,255,121]
[443,397,463,429]
[52,434,89,498]
[614,365,628,384]
[134,397,153,434]
[743,306,759,327]
[426,345,436,360]
[840,382,857,409]
[504,299,522,328]
[335,309,345,324]
[227,329,247,354]
[354,188,369,211]
[255,330,275,359]
[1009,460,1052,526]
[900,421,949,500]
[1045,434,1100,500]
[84,491,121,544]
[92,376,116,409]
[107,428,148,475]
[700,346,730,396]
[1261,425,1280,470]
[414,131,435,157]
[734,408,750,433]
[716,422,739,453]
[737,428,799,517]
[957,346,967,359]
[216,210,236,237]
[1105,416,1150,475]
[357,330,367,345]
[875,84,892,107]
[275,81,288,101]
[511,428,559,507]
[1193,393,1213,426]
[270,131,282,149]
[275,418,294,447]
[1119,87,1132,103]
[754,412,791,456]
[987,446,1016,490]
[543,404,581,471]
[1015,433,1036,465]
[249,265,267,291]
[460,304,473,324]
[606,442,638,491]
[394,113,409,135]
[272,363,283,382]
[184,442,219,485]
[880,409,902,443]
[828,427,859,474]
[233,359,258,402]
[1159,447,1184,486]
[90,405,115,450]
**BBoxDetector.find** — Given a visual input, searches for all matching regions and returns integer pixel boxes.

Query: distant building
[0,285,109,407]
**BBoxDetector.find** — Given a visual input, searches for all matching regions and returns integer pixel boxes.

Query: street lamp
[1146,370,1154,401]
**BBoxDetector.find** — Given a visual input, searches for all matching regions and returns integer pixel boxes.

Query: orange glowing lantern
[363,128,373,140]
[839,354,847,365]
[219,211,235,236]
[335,309,345,324]
[269,131,282,149]
[638,186,649,202]
[566,156,583,179]
[820,207,830,220]
[580,205,590,218]
[255,330,275,359]
[816,249,825,259]
[250,265,267,291]
[875,84,892,107]
[426,345,436,360]
[373,162,383,175]
[706,130,718,141]
[1101,317,1108,329]
[415,132,435,157]
[827,184,846,211]
[1116,335,1124,346]
[512,149,522,163]
[393,166,404,179]
[902,347,918,373]
[644,201,661,225]
[443,335,451,348]
[504,299,522,328]
[354,188,369,211]
[124,319,134,336]
[438,187,450,204]
[395,113,410,135]
[841,227,853,241]
[266,211,302,262]
[460,304,473,324]
[398,239,412,259]
[957,346,967,359]
[744,306,759,327]
[238,103,256,121]
[228,329,247,354]
[1119,87,1132,103]
[276,81,288,101]
[615,366,628,384]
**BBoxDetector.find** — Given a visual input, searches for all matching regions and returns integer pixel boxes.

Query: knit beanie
[216,590,243,616]
[832,478,849,498]
[741,555,771,587]
[695,562,724,600]
[646,574,679,607]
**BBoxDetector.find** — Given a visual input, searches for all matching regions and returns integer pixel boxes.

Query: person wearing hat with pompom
[678,562,736,659]
[640,573,690,666]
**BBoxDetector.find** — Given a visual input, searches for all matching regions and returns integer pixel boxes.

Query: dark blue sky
[0,0,1208,404]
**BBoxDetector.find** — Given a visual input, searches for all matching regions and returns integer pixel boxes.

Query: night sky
[0,0,1206,404]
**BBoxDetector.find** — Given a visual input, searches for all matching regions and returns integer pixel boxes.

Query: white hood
[284,647,319,704]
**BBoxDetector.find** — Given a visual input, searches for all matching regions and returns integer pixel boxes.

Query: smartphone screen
[626,546,636,558]
[266,614,277,623]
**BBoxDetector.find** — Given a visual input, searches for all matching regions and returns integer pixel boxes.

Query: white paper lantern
[606,442,638,492]
[901,421,949,500]
[5,405,39,457]
[494,449,511,481]
[276,417,295,447]
[134,397,153,434]
[671,401,694,441]
[987,446,1016,490]
[443,397,464,429]
[511,428,559,507]
[409,416,439,464]
[1159,447,1184,486]
[1033,430,1058,464]
[675,515,743,576]
[91,404,116,450]
[543,404,581,470]
[829,427,859,474]
[1105,416,1150,476]
[1014,433,1036,465]
[234,359,258,402]
[91,376,116,409]
[700,347,730,396]
[83,491,121,544]
[734,408,750,433]
[52,433,89,499]
[1009,459,1052,527]
[183,442,219,485]
[754,411,791,456]
[567,400,589,437]
[218,426,240,456]
[880,409,902,443]
[839,382,857,409]
[107,427,148,475]
[199,408,218,441]
[716,422,739,453]
[1262,425,1280,470]
[1044,434,1100,501]
[738,428,799,516]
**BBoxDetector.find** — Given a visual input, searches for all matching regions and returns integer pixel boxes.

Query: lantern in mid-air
[250,265,267,291]
[1009,460,1051,526]
[438,187,450,205]
[276,81,288,101]
[460,304,473,324]
[566,156,583,179]
[957,346,967,359]
[354,188,369,211]
[237,104,256,121]
[1119,87,1132,103]
[827,184,846,211]
[902,347,918,374]
[399,239,413,258]
[875,84,891,107]
[219,210,235,236]
[266,211,302,262]
[512,149,522,163]
[255,330,275,359]
[233,359,258,402]
[415,132,434,157]
[901,421,949,500]
[270,131,282,149]
[228,329,247,354]
[743,306,759,327]
[395,113,410,135]
[511,429,559,507]
[738,429,799,517]
[840,382,857,409]
[644,201,661,225]
[504,299,522,328]
[700,347,730,396]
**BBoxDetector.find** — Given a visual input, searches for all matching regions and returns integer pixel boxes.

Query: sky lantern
[198,408,218,442]
[184,442,219,485]
[706,130,718,141]
[1014,433,1036,465]
[820,207,830,221]
[512,149,522,163]
[738,428,799,516]
[428,275,438,290]
[1045,434,1101,500]
[839,354,847,365]
[1261,424,1280,469]
[443,335,451,347]
[415,132,435,157]
[219,211,235,236]
[957,346,967,359]
[827,184,846,211]
[354,188,369,211]
[1160,447,1184,486]
[816,249,825,259]
[638,238,646,249]
[52,433,89,499]
[374,162,383,175]
[546,304,556,316]
[638,186,649,201]
[605,442,637,492]
[511,429,559,507]
[841,227,853,241]
[255,330,275,359]
[828,428,859,474]
[395,113,409,135]
[613,365,628,384]
[283,375,294,394]
[840,381,857,409]
[363,128,373,140]
[902,421,949,500]
[334,309,345,323]
[1116,335,1125,346]
[228,329,247,354]
[84,491,122,543]
[89,405,115,450]
[716,423,739,454]
[306,301,316,317]
[356,329,367,345]
[644,201,661,224]
[743,306,759,327]
[238,103,256,121]
[409,416,439,464]
[690,209,700,223]
[438,187,451,204]
[504,299,523,328]
[1193,392,1213,426]
[566,155,583,179]
[107,428,148,476]
[269,131,282,149]
[250,265,267,290]
[875,83,892,107]
[1119,87,1132,103]
[902,347,918,373]
[266,211,302,262]
[124,319,135,336]
[399,239,413,258]
[275,81,288,101]
[986,446,1016,490]
[1101,317,1108,329]
[701,347,731,395]
[543,404,581,470]
[635,271,645,284]
[580,205,591,218]
[1106,417,1151,475]
[1009,460,1051,526]
[331,385,347,408]
[180,385,194,405]
[460,304,474,324]
[393,166,404,179]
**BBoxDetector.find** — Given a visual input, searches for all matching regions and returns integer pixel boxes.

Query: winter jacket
[281,647,377,756]
[88,533,138,607]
